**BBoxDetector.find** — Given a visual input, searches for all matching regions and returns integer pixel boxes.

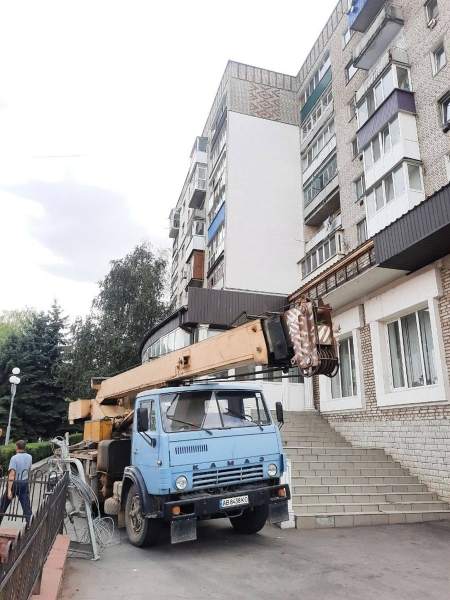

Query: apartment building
[291,0,450,502]
[152,63,306,410]
[144,0,450,499]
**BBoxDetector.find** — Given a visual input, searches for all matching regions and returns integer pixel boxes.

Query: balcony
[348,0,386,32]
[357,89,416,151]
[185,250,205,288]
[353,4,404,70]
[303,136,336,183]
[300,68,332,124]
[188,164,207,209]
[169,208,180,239]
[305,213,342,254]
[185,235,206,262]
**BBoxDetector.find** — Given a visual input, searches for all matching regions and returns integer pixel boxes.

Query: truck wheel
[229,505,268,534]
[125,484,162,547]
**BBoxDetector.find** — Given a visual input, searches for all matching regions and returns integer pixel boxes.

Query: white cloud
[0,0,339,318]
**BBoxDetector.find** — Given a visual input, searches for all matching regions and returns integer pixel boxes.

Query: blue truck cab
[119,382,290,546]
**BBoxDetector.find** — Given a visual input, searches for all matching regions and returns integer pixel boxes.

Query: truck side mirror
[137,407,149,432]
[275,402,284,426]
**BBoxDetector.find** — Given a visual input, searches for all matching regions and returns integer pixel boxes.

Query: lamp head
[9,376,20,385]
[12,367,20,375]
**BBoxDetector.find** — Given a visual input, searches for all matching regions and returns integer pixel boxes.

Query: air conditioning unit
[427,18,437,29]
[442,121,450,134]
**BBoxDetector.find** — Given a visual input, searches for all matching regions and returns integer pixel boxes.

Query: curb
[31,534,71,600]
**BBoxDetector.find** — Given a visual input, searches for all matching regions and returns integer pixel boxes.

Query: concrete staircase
[281,411,450,529]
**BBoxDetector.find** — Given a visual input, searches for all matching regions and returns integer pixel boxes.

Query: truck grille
[192,465,264,489]
[175,444,208,455]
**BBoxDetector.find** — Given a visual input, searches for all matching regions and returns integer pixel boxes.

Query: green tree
[61,242,169,399]
[0,303,68,440]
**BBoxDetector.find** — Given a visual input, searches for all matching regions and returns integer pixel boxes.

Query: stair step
[283,446,386,456]
[284,447,387,458]
[294,500,449,513]
[292,468,408,477]
[295,510,450,529]
[294,483,429,494]
[292,475,419,485]
[289,460,400,469]
[285,441,351,447]
[292,492,439,504]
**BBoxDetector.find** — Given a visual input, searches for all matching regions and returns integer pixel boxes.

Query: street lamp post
[5,367,21,446]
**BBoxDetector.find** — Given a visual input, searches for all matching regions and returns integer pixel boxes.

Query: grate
[175,444,208,455]
[192,464,264,488]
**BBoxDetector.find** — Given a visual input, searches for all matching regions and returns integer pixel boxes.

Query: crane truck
[67,298,338,546]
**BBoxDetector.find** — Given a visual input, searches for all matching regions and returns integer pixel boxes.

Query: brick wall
[322,266,450,502]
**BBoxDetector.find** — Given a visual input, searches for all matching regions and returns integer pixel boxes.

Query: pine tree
[0,303,68,441]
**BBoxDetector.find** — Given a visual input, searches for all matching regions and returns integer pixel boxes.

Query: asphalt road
[60,519,450,600]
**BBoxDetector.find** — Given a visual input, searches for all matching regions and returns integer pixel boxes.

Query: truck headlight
[268,463,277,477]
[175,475,188,491]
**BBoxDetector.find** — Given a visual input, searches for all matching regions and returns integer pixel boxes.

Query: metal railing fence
[0,470,68,600]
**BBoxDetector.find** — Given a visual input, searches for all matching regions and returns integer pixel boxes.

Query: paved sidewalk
[60,520,450,600]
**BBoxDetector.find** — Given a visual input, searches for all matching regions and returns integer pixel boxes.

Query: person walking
[0,440,32,527]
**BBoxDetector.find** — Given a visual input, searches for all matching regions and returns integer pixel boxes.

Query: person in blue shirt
[0,440,32,527]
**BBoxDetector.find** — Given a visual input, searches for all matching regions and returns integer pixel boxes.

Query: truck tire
[229,505,269,534]
[125,484,162,547]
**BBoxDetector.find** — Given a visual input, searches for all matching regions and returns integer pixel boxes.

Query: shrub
[68,433,83,445]
[0,442,54,473]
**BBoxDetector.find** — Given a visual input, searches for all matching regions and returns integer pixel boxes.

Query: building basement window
[387,307,437,389]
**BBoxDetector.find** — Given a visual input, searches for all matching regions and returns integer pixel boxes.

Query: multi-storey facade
[291,0,450,503]
[147,0,450,500]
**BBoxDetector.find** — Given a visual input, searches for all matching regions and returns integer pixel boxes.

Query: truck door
[133,397,159,491]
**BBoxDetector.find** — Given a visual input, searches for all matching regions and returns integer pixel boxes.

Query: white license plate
[220,495,249,508]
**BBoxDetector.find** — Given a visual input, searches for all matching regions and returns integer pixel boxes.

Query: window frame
[319,307,365,413]
[355,175,365,201]
[346,60,358,83]
[301,232,341,278]
[357,218,368,244]
[356,65,411,127]
[425,0,439,23]
[366,268,449,408]
[386,309,437,391]
[432,42,446,75]
[440,93,450,125]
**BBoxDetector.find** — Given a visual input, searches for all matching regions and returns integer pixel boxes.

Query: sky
[0,0,339,321]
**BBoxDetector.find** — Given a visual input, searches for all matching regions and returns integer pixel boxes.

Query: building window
[331,337,357,398]
[357,65,410,127]
[300,51,331,108]
[363,116,400,171]
[355,175,365,200]
[302,120,335,169]
[351,138,358,159]
[348,96,357,121]
[357,219,368,244]
[346,60,357,83]
[207,259,224,289]
[301,85,333,140]
[387,308,437,389]
[433,43,446,74]
[303,155,338,207]
[440,94,450,126]
[301,233,340,278]
[288,367,304,383]
[407,164,423,191]
[342,27,353,47]
[425,0,439,23]
[366,164,409,217]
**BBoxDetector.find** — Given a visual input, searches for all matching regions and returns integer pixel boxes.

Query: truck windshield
[159,389,271,433]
